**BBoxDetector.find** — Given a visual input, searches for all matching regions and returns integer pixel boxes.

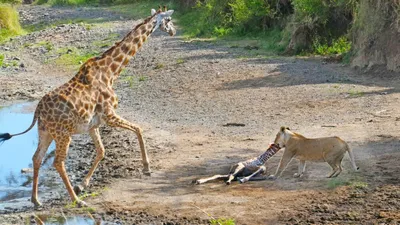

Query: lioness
[270,127,359,179]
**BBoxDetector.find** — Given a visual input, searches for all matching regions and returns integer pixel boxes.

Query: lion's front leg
[293,160,306,178]
[270,150,294,179]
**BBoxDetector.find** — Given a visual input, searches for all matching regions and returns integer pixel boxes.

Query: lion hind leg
[327,161,339,178]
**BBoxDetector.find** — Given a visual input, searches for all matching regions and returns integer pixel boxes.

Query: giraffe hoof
[76,200,88,208]
[31,198,42,208]
[74,185,84,196]
[226,181,231,185]
[142,169,152,176]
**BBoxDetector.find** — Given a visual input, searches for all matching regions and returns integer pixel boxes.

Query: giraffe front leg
[105,110,151,176]
[74,128,105,195]
[54,136,87,207]
[239,166,266,183]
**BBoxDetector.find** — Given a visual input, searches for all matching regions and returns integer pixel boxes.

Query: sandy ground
[0,5,399,224]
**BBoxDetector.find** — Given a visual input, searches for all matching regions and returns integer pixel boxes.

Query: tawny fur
[271,127,359,179]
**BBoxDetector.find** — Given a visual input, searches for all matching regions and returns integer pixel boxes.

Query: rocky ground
[0,4,399,225]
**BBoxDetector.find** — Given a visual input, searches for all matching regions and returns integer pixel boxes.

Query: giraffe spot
[112,48,121,58]
[98,59,106,66]
[121,44,129,53]
[103,91,111,99]
[137,41,142,48]
[140,26,147,34]
[146,30,151,36]
[142,36,147,42]
[110,63,119,72]
[106,57,112,65]
[95,104,103,112]
[79,108,86,116]
[84,103,89,110]
[98,95,104,103]
[122,58,130,66]
[115,54,124,63]
[133,37,140,43]
[102,76,109,84]
[67,101,75,110]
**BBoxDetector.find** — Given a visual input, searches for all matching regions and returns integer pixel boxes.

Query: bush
[0,4,24,42]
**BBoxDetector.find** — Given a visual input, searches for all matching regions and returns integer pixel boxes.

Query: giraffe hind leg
[31,127,53,207]
[195,174,230,185]
[105,111,151,176]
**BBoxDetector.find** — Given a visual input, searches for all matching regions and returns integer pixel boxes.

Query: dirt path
[0,5,399,224]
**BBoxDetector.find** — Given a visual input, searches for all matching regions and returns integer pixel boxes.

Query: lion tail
[345,143,359,171]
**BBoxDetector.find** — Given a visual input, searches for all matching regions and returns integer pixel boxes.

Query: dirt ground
[0,5,399,225]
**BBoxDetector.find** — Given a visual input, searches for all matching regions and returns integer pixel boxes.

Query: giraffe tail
[0,102,41,144]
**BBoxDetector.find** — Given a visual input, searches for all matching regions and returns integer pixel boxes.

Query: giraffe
[0,6,176,207]
[195,143,281,185]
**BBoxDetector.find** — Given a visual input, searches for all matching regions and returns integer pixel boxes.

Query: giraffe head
[151,6,176,36]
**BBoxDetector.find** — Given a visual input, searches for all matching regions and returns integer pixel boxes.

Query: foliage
[0,3,24,42]
[210,218,235,225]
[179,0,279,37]
[0,0,22,5]
[313,36,351,55]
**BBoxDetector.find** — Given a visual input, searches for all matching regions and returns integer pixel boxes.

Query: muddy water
[0,102,56,209]
[33,215,115,225]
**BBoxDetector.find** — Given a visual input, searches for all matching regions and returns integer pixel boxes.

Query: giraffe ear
[164,10,174,17]
[151,9,157,16]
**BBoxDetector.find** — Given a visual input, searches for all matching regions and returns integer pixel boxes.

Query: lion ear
[280,126,286,132]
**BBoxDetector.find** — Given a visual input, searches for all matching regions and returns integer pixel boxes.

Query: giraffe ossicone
[0,7,176,207]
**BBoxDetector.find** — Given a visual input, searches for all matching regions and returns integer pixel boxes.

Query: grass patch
[0,54,4,67]
[327,177,350,189]
[348,89,364,97]
[210,218,235,225]
[0,4,24,42]
[54,47,98,68]
[176,58,185,64]
[351,181,368,189]
[154,63,164,69]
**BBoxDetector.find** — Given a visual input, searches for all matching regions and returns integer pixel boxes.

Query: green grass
[176,58,185,64]
[327,177,350,189]
[154,63,164,69]
[0,4,24,42]
[210,218,235,225]
[0,54,4,67]
[348,89,364,97]
[55,47,98,68]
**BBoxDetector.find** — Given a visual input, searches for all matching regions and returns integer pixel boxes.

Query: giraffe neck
[80,15,157,86]
[257,144,280,164]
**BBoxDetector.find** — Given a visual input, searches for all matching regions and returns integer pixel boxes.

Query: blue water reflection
[0,102,55,203]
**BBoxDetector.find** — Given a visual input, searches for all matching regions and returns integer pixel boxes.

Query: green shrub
[313,36,351,55]
[0,4,24,42]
